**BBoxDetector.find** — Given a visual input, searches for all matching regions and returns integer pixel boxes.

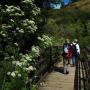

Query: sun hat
[74,39,78,42]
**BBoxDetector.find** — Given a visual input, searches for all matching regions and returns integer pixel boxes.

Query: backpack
[72,44,77,56]
[63,43,72,59]
[64,44,68,53]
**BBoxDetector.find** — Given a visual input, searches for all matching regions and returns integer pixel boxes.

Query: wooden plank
[38,61,75,90]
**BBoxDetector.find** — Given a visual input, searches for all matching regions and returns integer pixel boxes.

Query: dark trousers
[72,54,80,66]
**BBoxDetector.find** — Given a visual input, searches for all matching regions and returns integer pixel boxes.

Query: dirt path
[38,61,75,90]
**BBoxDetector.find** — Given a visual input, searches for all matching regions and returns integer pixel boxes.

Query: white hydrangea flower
[6,5,21,12]
[21,62,26,66]
[21,11,24,15]
[7,25,12,28]
[6,5,24,17]
[37,35,52,48]
[28,58,32,61]
[2,33,7,37]
[10,19,14,22]
[7,72,11,75]
[22,19,37,33]
[17,74,21,77]
[19,53,23,56]
[11,72,16,77]
[15,71,18,74]
[1,24,7,28]
[29,20,35,24]
[22,0,34,4]
[4,56,9,60]
[32,7,40,16]
[11,56,14,59]
[25,68,28,71]
[12,61,16,64]
[37,37,41,40]
[31,46,39,53]
[19,29,24,33]
[14,43,18,46]
[25,56,30,60]
[16,27,20,30]
[16,61,22,67]
[24,60,27,63]
[25,56,32,61]
[28,66,34,71]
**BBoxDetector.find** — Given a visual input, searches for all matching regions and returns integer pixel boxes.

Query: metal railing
[74,47,90,90]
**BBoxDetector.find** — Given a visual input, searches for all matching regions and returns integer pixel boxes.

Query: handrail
[74,62,81,90]
[25,46,90,90]
[80,47,90,90]
[25,46,62,89]
[74,46,90,90]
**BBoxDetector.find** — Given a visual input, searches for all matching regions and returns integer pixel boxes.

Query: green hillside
[41,0,90,46]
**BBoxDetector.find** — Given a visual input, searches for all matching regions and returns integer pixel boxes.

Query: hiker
[62,39,73,74]
[72,39,80,66]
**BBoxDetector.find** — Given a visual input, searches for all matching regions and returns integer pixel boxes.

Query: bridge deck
[38,61,75,90]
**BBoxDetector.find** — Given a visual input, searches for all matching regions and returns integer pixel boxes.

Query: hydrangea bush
[0,0,52,90]
[38,35,52,48]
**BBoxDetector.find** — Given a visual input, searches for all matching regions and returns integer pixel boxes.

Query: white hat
[74,39,78,42]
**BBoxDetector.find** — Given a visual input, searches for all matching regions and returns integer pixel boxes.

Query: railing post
[49,46,53,71]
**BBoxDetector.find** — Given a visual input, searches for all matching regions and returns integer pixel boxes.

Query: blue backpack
[64,44,68,53]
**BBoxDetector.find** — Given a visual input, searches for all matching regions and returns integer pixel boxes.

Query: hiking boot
[66,71,69,74]
[63,71,69,74]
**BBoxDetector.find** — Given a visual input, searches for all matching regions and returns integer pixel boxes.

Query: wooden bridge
[38,60,75,90]
[38,47,90,90]
[25,46,90,90]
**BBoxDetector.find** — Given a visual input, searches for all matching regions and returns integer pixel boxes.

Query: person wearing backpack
[63,39,73,74]
[72,39,80,66]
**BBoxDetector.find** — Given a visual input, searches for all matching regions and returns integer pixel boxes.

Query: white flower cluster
[7,71,21,78]
[22,0,40,16]
[2,24,12,29]
[12,54,32,67]
[22,0,34,4]
[24,66,36,72]
[16,27,24,33]
[32,7,40,16]
[12,61,22,67]
[22,19,37,33]
[5,5,24,16]
[10,19,15,23]
[14,42,18,46]
[10,46,40,78]
[0,28,8,37]
[4,0,41,81]
[38,35,52,48]
[31,46,40,57]
[0,32,7,37]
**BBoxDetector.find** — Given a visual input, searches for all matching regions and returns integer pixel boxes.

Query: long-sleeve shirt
[76,44,80,54]
[73,42,80,54]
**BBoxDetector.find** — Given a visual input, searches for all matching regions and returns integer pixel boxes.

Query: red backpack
[64,44,73,59]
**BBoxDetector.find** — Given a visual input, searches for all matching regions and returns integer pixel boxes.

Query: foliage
[40,5,90,45]
[0,0,53,90]
[38,35,52,48]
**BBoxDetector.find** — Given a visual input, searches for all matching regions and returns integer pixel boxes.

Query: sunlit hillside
[41,0,90,45]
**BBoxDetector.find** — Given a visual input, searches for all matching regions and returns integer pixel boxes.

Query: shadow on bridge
[53,66,64,74]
